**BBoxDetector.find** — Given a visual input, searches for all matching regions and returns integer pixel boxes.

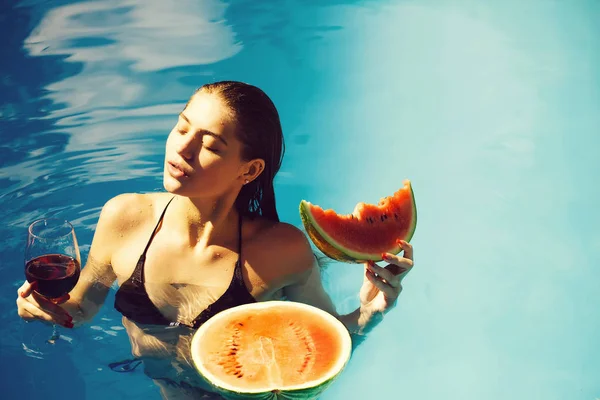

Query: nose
[175,133,198,161]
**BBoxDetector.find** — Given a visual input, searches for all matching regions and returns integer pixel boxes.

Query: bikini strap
[141,196,176,257]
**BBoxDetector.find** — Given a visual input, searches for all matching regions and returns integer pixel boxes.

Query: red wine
[25,254,81,299]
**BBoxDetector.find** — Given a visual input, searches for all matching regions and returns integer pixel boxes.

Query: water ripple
[0,1,249,236]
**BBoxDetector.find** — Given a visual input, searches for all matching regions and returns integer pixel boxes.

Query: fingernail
[396,239,404,245]
[19,291,25,298]
[381,253,388,260]
[66,314,73,323]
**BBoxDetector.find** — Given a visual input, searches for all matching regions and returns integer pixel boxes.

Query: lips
[167,161,190,178]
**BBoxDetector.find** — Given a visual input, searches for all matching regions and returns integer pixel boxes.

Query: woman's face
[163,92,249,198]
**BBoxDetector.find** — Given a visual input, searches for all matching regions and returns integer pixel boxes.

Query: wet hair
[188,81,285,222]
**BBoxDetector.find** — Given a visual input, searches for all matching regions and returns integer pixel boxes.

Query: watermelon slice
[299,180,417,263]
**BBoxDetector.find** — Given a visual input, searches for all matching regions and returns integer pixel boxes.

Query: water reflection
[21,0,243,154]
[2,0,246,249]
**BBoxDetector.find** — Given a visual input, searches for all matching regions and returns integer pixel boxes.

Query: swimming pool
[1,0,599,399]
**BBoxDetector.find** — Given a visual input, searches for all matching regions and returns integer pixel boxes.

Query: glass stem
[48,323,60,344]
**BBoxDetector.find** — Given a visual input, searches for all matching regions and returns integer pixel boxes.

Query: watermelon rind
[190,301,352,400]
[300,205,358,263]
[299,180,417,263]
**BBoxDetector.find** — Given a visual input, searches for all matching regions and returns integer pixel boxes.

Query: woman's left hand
[359,240,414,315]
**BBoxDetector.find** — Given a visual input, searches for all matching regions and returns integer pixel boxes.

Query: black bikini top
[114,197,256,329]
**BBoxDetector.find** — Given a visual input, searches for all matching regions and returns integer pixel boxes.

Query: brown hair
[189,81,285,222]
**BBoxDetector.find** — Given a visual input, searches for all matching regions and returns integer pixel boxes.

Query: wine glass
[25,218,81,344]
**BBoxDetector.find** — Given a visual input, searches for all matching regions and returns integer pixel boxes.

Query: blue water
[1,0,599,399]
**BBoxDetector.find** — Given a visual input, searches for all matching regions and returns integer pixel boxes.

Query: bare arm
[283,254,338,317]
[64,256,115,325]
[17,195,130,326]
[280,233,376,337]
[282,233,416,344]
[283,255,375,336]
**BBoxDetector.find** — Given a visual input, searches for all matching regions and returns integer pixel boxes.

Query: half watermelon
[300,180,417,263]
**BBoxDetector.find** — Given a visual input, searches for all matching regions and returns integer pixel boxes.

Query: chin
[163,174,182,194]
[163,176,202,198]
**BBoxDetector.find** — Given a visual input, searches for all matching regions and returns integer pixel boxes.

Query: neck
[169,192,240,248]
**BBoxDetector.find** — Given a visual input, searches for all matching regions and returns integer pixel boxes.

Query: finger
[18,298,72,326]
[18,280,37,298]
[30,292,72,320]
[361,265,380,296]
[16,297,37,322]
[381,252,414,270]
[385,263,409,277]
[18,282,70,306]
[366,262,400,288]
[17,308,57,326]
[397,239,414,261]
[365,269,398,298]
[50,294,70,305]
[20,308,38,321]
[365,269,400,299]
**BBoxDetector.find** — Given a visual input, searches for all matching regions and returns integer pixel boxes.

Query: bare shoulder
[254,221,311,250]
[252,221,315,276]
[96,192,171,238]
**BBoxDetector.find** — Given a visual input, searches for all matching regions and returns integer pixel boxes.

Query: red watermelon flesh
[299,180,417,263]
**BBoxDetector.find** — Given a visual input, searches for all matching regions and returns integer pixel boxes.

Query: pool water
[1,0,599,399]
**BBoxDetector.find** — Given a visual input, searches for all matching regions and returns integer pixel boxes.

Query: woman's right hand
[16,281,74,328]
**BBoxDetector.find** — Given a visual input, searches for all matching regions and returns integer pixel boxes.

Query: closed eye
[202,137,221,154]
[175,124,222,153]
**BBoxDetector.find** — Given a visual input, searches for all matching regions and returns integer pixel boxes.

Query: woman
[16,81,414,399]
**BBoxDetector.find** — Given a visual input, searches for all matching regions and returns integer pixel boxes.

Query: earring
[244,179,249,185]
